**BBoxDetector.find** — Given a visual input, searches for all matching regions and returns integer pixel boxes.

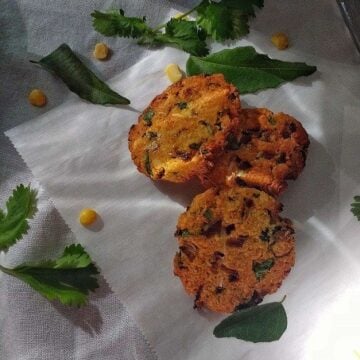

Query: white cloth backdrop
[0,1,190,359]
[1,1,359,360]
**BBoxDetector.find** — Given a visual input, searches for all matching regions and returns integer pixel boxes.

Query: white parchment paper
[5,14,360,360]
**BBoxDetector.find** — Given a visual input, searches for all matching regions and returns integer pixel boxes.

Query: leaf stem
[152,5,199,32]
[0,264,14,276]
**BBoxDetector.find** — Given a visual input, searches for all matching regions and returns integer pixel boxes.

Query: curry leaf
[187,46,317,94]
[31,44,130,105]
[213,300,287,342]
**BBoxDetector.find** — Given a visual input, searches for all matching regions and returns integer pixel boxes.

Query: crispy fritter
[173,187,295,313]
[199,108,310,195]
[128,74,241,183]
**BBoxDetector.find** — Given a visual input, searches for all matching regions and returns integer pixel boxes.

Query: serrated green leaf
[213,300,287,342]
[196,0,263,41]
[92,10,208,56]
[0,185,38,252]
[0,244,99,307]
[32,44,130,105]
[196,1,247,41]
[139,19,209,57]
[196,1,234,41]
[90,1,263,55]
[187,46,317,94]
[221,0,264,17]
[351,196,360,221]
[52,243,93,269]
[91,9,152,38]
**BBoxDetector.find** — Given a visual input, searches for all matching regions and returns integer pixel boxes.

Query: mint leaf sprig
[0,185,100,307]
[91,0,264,56]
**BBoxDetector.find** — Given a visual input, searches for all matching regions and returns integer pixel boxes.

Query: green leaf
[253,258,274,280]
[203,208,213,221]
[268,115,277,125]
[144,150,152,176]
[0,185,38,252]
[186,46,317,94]
[213,300,287,342]
[92,9,208,56]
[175,229,191,237]
[351,196,360,221]
[90,1,263,55]
[259,228,270,242]
[177,102,188,110]
[32,43,130,105]
[196,0,264,41]
[91,9,152,38]
[221,0,264,17]
[0,244,99,307]
[139,19,209,57]
[143,109,155,126]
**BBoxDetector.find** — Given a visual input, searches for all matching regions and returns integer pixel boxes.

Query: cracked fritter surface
[128,74,241,183]
[199,108,310,195]
[173,187,295,313]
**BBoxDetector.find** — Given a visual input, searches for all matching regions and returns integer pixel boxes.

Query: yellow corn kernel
[79,208,97,226]
[271,32,289,50]
[165,63,183,83]
[28,89,47,107]
[93,42,110,60]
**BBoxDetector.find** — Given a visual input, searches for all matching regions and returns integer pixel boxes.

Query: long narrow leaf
[187,46,317,94]
[32,44,130,105]
[214,301,287,342]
